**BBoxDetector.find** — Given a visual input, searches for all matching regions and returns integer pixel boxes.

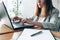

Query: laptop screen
[0,2,14,29]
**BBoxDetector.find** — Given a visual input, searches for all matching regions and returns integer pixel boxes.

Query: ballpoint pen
[31,31,42,37]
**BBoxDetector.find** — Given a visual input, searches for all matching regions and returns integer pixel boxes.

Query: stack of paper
[17,29,55,40]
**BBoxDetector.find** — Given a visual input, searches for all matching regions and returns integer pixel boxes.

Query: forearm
[42,22,59,31]
[51,31,60,38]
[32,21,43,28]
[31,21,59,31]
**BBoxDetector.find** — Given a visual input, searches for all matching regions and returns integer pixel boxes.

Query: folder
[17,29,55,40]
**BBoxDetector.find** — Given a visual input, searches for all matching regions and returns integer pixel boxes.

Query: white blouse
[38,17,46,22]
[33,16,46,27]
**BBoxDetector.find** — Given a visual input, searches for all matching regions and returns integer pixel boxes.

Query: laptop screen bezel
[2,2,15,29]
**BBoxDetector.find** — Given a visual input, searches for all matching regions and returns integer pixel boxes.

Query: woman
[13,0,59,31]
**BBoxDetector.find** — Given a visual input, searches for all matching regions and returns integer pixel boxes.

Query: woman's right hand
[13,16,22,21]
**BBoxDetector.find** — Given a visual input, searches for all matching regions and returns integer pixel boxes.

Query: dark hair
[35,0,54,16]
[46,0,54,15]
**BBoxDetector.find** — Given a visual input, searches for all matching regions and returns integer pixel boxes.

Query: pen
[31,31,42,37]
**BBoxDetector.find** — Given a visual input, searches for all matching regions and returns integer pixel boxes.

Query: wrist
[31,21,35,25]
[31,21,43,28]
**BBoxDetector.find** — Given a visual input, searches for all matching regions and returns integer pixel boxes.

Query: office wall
[18,0,36,18]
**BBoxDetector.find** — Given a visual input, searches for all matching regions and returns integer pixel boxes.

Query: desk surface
[0,25,23,40]
[0,25,60,40]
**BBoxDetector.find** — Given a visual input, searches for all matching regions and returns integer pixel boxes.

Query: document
[17,29,55,40]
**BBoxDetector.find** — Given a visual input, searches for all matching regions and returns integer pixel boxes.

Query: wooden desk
[0,25,60,40]
[0,31,23,40]
[0,25,23,40]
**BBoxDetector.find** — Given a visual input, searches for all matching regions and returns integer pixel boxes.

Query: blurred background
[0,0,60,18]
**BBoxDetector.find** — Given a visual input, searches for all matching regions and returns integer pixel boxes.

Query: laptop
[0,1,33,30]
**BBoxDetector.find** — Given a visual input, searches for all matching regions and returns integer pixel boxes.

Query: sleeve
[42,9,59,31]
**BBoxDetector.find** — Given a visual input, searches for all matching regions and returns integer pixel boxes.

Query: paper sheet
[17,29,55,40]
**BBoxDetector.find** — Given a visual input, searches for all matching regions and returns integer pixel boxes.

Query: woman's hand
[13,16,22,21]
[21,18,43,29]
[21,18,33,24]
[26,18,33,24]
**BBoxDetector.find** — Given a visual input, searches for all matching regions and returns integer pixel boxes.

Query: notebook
[17,29,55,40]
